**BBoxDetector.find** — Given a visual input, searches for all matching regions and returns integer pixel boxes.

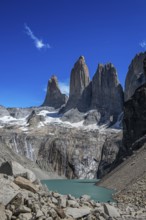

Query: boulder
[125,52,146,101]
[54,207,66,218]
[103,204,120,218]
[42,75,68,108]
[58,196,67,208]
[18,213,33,220]
[0,204,7,220]
[91,63,123,124]
[67,200,79,208]
[0,161,36,182]
[0,174,19,206]
[14,176,39,193]
[5,210,12,220]
[65,207,91,218]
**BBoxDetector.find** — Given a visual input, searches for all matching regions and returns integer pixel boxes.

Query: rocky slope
[125,52,146,101]
[97,141,146,217]
[1,168,144,220]
[42,75,68,108]
[97,143,146,192]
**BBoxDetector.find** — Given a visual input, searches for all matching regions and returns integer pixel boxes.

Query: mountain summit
[42,75,68,108]
[64,56,90,111]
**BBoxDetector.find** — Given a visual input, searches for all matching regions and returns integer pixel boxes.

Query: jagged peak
[49,75,58,84]
[42,75,67,108]
[97,63,116,73]
[79,55,85,61]
[74,55,86,67]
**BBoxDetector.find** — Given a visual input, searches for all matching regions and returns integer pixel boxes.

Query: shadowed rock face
[77,82,92,112]
[123,83,146,152]
[91,63,124,123]
[42,75,68,109]
[125,52,146,101]
[64,56,90,111]
[143,56,146,76]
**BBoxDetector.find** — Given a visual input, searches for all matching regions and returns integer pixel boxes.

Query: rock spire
[91,63,124,123]
[42,75,68,108]
[125,52,146,101]
[64,56,90,111]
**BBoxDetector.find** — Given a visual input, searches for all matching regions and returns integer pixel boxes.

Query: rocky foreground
[0,175,145,220]
[0,161,145,220]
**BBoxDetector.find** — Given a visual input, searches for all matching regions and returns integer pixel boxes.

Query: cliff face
[123,56,146,152]
[64,56,90,111]
[0,106,122,179]
[123,83,146,152]
[42,75,68,109]
[91,63,124,123]
[125,52,146,101]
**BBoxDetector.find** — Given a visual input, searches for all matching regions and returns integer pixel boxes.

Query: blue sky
[0,0,146,107]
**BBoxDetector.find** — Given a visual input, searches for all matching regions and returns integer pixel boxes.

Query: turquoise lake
[41,179,115,202]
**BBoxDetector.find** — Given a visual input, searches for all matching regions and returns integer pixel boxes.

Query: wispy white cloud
[59,82,69,96]
[24,23,51,50]
[139,40,146,49]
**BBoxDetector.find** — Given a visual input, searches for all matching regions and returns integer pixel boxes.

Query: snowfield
[0,109,122,133]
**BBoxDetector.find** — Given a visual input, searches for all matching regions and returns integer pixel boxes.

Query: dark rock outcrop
[83,110,101,125]
[123,83,146,152]
[42,75,68,109]
[61,109,84,123]
[64,56,90,111]
[97,132,123,178]
[125,52,146,101]
[143,56,146,77]
[91,63,124,124]
[27,110,45,127]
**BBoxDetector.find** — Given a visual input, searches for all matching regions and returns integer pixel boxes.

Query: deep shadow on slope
[97,143,146,191]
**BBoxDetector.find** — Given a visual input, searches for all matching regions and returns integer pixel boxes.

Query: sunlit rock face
[125,52,146,101]
[42,75,68,109]
[64,56,90,111]
[91,63,124,124]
